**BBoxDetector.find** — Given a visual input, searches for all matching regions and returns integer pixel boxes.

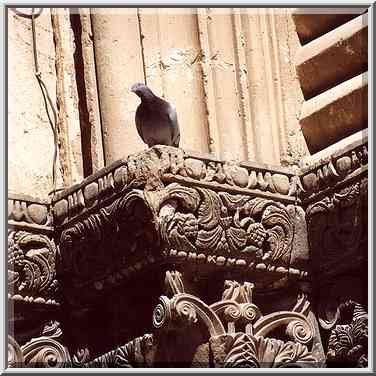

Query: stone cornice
[8,130,366,231]
[8,193,53,233]
[51,147,299,230]
[7,132,367,306]
[49,131,367,229]
[299,130,367,205]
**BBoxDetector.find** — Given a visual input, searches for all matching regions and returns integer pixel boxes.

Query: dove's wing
[135,106,146,143]
[167,104,180,147]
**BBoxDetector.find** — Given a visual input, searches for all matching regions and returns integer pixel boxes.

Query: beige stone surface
[90,8,308,166]
[9,8,310,199]
[91,8,146,164]
[300,73,367,154]
[295,13,368,99]
[139,8,210,155]
[8,8,62,197]
[51,8,84,187]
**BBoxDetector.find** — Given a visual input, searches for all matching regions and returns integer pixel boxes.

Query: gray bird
[131,83,180,148]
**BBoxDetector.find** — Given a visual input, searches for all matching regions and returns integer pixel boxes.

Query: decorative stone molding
[326,300,368,367]
[8,230,59,307]
[152,277,317,367]
[299,131,367,203]
[57,181,309,306]
[8,321,71,368]
[7,131,368,368]
[72,275,317,368]
[52,146,299,228]
[306,178,367,278]
[8,194,53,233]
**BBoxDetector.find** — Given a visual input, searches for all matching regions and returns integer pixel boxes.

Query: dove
[131,83,180,148]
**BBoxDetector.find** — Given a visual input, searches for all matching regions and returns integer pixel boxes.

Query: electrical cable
[31,8,59,202]
[10,8,43,19]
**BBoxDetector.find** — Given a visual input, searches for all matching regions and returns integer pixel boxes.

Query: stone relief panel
[306,177,367,277]
[8,230,59,307]
[152,184,293,265]
[7,133,368,368]
[326,300,368,368]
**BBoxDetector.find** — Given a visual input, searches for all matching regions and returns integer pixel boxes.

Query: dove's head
[130,83,154,101]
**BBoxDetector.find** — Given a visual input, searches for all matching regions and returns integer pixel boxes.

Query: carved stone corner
[301,132,367,282]
[53,147,312,306]
[8,195,58,312]
[150,277,319,368]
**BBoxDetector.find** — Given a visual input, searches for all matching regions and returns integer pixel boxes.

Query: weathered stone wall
[91,8,308,166]
[8,8,61,198]
[8,7,308,199]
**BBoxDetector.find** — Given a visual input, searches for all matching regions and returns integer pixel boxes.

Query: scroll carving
[8,321,70,368]
[152,278,316,367]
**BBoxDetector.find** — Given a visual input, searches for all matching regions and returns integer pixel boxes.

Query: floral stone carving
[8,230,58,306]
[306,178,367,277]
[8,135,367,368]
[326,301,368,367]
[147,183,304,275]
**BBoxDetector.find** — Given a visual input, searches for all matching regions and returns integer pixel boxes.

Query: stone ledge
[295,13,368,99]
[292,8,364,45]
[8,194,53,233]
[298,129,367,204]
[9,126,368,229]
[300,73,367,154]
[51,147,299,229]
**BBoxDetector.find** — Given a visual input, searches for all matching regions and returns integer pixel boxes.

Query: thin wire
[31,8,59,202]
[10,8,43,19]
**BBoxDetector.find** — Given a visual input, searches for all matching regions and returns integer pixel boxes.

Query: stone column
[90,8,308,167]
[90,8,146,164]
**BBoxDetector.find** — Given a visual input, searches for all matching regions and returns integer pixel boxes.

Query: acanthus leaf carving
[222,334,316,368]
[326,300,368,367]
[150,183,294,267]
[8,230,58,304]
[84,334,155,368]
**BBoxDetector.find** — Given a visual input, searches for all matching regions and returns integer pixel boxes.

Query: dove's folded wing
[168,104,180,147]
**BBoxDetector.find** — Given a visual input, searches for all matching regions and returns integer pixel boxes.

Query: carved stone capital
[8,230,59,307]
[8,321,71,368]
